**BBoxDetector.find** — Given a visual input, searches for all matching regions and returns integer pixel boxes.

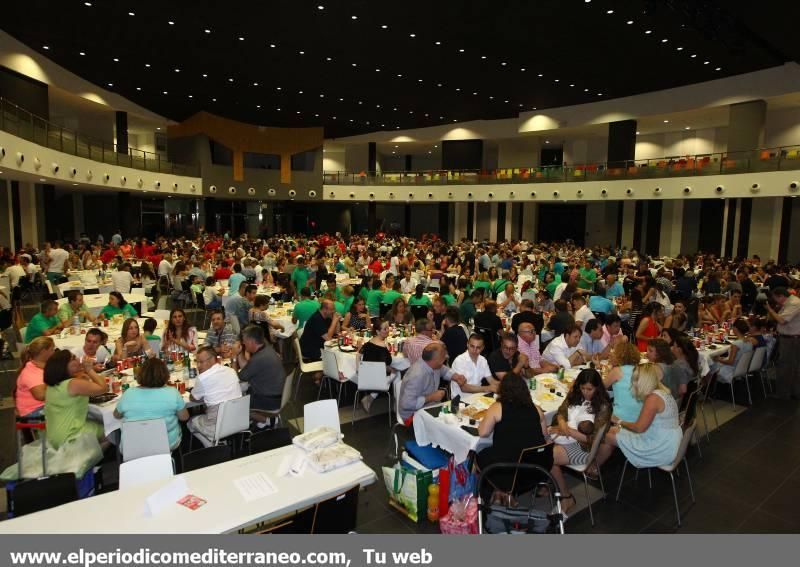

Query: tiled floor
[2,345,799,533]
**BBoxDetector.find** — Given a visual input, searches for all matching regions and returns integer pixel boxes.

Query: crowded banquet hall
[0,0,799,539]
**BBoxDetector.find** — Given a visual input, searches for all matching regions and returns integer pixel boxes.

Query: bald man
[399,343,466,422]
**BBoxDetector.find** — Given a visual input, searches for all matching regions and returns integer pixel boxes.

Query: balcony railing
[0,97,200,177]
[324,145,800,185]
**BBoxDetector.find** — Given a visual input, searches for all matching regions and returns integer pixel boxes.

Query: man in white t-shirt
[158,253,174,278]
[571,294,596,331]
[496,282,523,314]
[46,243,70,283]
[111,262,135,293]
[188,346,242,438]
[450,334,497,398]
[3,262,26,289]
[70,328,111,369]
[542,325,584,369]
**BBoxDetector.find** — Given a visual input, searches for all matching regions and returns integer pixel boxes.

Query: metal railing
[0,97,200,177]
[323,145,800,185]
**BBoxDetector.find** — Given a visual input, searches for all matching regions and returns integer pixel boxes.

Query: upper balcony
[0,97,199,177]
[323,145,800,186]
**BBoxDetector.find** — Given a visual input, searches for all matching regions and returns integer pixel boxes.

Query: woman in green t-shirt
[99,291,138,320]
[408,284,432,307]
[439,276,457,306]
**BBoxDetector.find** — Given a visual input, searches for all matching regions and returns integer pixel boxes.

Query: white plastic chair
[391,377,406,460]
[292,335,323,399]
[131,287,147,297]
[120,418,171,462]
[352,361,393,427]
[717,350,754,409]
[190,395,251,449]
[319,348,348,403]
[153,309,171,322]
[563,422,610,527]
[303,399,341,433]
[616,422,697,527]
[118,454,174,490]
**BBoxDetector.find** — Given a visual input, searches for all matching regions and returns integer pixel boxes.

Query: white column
[488,202,499,241]
[504,204,513,241]
[731,199,742,257]
[452,203,467,241]
[521,202,538,241]
[659,200,684,258]
[18,182,41,249]
[620,201,636,249]
[748,197,783,261]
[720,199,730,258]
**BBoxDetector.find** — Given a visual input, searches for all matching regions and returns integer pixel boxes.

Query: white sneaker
[360,395,374,413]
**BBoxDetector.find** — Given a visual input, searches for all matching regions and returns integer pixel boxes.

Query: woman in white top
[161,308,198,354]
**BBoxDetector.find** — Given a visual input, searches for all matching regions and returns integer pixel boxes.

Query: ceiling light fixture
[685,126,691,130]
[84,1,92,5]
[205,29,211,33]
[409,33,416,37]
[269,43,276,48]
[661,38,668,43]
[636,131,640,134]
[704,61,710,64]
[663,119,670,123]
[136,87,141,91]
[43,45,49,50]
[145,63,150,67]
[381,24,388,29]
[128,11,135,16]
[79,51,86,56]
[627,20,634,24]
[351,15,357,20]
[113,57,119,62]
[607,9,614,14]
[645,30,652,34]
[690,54,697,58]
[107,83,113,87]
[676,46,683,51]
[318,5,324,9]
[299,50,305,54]
[168,20,175,25]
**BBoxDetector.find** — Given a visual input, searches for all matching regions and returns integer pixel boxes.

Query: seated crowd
[4,231,799,518]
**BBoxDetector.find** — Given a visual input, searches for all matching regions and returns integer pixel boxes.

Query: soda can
[116,361,123,373]
[177,381,186,395]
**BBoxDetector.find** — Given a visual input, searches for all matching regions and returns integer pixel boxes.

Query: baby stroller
[477,462,566,534]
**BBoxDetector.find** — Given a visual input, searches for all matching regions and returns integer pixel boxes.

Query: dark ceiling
[1,0,797,138]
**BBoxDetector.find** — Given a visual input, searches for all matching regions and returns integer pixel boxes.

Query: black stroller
[477,462,567,534]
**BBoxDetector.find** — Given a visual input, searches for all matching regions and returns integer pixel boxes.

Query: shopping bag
[382,463,432,522]
[0,432,103,482]
[448,456,478,502]
[439,495,479,535]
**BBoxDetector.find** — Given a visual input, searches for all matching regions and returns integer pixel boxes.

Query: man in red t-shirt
[101,246,117,265]
[214,264,232,280]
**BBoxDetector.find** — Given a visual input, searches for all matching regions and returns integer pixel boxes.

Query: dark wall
[537,204,587,245]
[608,120,637,166]
[697,199,725,255]
[0,66,49,119]
[442,140,484,170]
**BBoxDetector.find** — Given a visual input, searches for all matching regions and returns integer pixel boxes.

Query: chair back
[293,335,304,362]
[748,346,766,373]
[394,377,404,426]
[119,454,174,490]
[511,443,554,494]
[309,484,360,533]
[322,349,340,380]
[153,309,171,322]
[679,390,700,428]
[474,326,498,354]
[181,445,231,472]
[303,399,341,433]
[131,287,147,297]
[214,395,252,444]
[9,473,78,517]
[679,379,699,413]
[120,418,171,462]
[249,427,293,455]
[279,369,296,412]
[584,421,610,467]
[663,421,697,472]
[357,361,390,392]
[147,338,162,354]
[731,350,754,380]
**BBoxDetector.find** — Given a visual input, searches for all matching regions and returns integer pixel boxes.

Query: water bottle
[71,314,80,335]
[557,367,565,382]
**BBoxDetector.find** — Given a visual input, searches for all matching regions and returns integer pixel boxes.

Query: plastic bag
[0,432,103,482]
[292,426,341,452]
[305,443,362,473]
[449,457,478,502]
[440,495,479,534]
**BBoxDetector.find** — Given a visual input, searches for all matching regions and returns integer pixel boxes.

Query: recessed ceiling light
[435,41,442,45]
[320,94,325,98]
[434,145,438,148]
[676,46,684,51]
[136,87,141,91]
[269,43,276,48]
[326,57,332,61]
[43,45,49,50]
[569,83,575,87]
[276,107,281,111]
[299,91,304,94]
[691,54,697,58]
[704,61,710,65]
[107,83,113,87]
[145,63,150,67]
[79,51,86,56]
[113,57,119,62]
[351,63,357,67]
[545,140,550,144]
[409,33,416,37]
[504,100,509,103]
[205,29,211,34]
[636,131,640,134]
[256,104,260,108]
[501,62,507,66]
[39,178,47,182]
[381,25,388,29]
[174,68,180,72]
[520,68,526,72]
[661,38,668,43]
[83,1,91,5]
[397,74,402,77]
[163,91,168,94]
[607,9,614,14]
[645,30,652,34]
[318,5,324,9]
[715,67,721,71]
[538,73,543,77]
[238,36,245,41]
[212,98,217,102]
[253,82,258,86]
[584,88,589,92]
[663,120,670,123]
[554,79,560,82]
[299,50,305,54]
[627,20,634,24]
[168,20,175,25]
[459,48,465,52]
[128,11,135,16]
[276,87,281,90]
[597,92,602,96]
[188,95,193,98]
[228,78,234,82]
[685,126,691,130]
[375,68,380,72]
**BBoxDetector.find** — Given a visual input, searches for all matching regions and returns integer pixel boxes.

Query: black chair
[410,305,429,321]
[249,427,292,455]
[8,473,78,518]
[379,302,392,318]
[181,445,232,472]
[291,485,360,534]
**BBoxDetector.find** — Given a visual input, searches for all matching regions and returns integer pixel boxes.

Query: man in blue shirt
[604,274,625,299]
[227,263,247,296]
[589,293,615,315]
[227,283,257,329]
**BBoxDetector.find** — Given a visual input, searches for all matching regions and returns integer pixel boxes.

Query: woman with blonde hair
[600,362,682,468]
[603,341,644,423]
[15,337,56,418]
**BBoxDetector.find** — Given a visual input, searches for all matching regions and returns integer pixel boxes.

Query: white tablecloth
[55,293,145,317]
[324,343,410,381]
[413,380,567,463]
[0,443,376,534]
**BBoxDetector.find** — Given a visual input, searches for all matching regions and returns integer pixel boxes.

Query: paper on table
[144,476,190,517]
[234,472,278,502]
